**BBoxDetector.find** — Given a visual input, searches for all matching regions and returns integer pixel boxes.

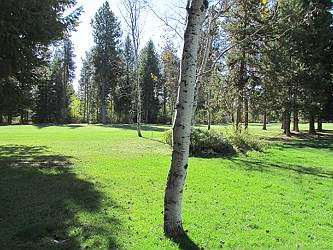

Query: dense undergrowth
[163,127,265,156]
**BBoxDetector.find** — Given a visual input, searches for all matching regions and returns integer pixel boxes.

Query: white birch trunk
[136,59,142,137]
[164,0,208,237]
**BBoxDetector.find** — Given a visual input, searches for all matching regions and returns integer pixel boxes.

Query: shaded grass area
[0,145,123,249]
[0,123,333,249]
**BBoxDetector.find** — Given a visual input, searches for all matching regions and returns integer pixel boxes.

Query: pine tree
[223,0,268,132]
[91,1,122,124]
[34,38,76,123]
[0,0,81,79]
[161,42,180,122]
[139,40,162,123]
[79,50,96,123]
[114,35,135,122]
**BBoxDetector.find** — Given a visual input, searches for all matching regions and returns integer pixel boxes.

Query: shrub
[162,129,173,146]
[163,128,235,157]
[223,129,266,153]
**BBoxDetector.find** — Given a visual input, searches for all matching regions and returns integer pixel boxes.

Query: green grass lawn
[1,123,333,249]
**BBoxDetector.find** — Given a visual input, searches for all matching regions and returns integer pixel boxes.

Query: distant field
[1,123,333,249]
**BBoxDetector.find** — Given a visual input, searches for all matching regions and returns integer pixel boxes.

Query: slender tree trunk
[136,75,142,136]
[110,99,113,123]
[100,81,106,124]
[87,83,90,124]
[263,112,267,130]
[134,53,142,136]
[244,94,248,131]
[236,91,243,132]
[317,116,323,132]
[7,113,12,125]
[235,12,247,132]
[96,107,99,124]
[309,112,316,134]
[0,111,3,124]
[83,80,87,122]
[25,111,29,123]
[164,0,208,237]
[62,65,67,123]
[20,112,24,124]
[207,90,211,130]
[163,88,167,118]
[293,110,299,132]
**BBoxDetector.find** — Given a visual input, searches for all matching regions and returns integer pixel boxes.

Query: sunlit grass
[1,122,333,249]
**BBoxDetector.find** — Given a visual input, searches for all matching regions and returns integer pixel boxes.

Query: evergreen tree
[34,38,76,123]
[114,35,135,122]
[91,1,122,124]
[0,0,81,79]
[161,41,180,122]
[78,48,100,123]
[223,0,269,132]
[139,40,162,123]
[262,0,333,135]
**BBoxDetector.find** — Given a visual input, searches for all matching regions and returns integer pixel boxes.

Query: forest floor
[1,123,333,249]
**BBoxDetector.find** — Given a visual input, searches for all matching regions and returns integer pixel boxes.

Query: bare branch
[145,3,184,40]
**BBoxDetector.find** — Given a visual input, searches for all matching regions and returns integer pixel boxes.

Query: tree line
[0,0,332,138]
[195,0,333,136]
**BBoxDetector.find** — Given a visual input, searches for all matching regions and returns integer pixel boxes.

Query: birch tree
[164,0,208,237]
[121,0,143,137]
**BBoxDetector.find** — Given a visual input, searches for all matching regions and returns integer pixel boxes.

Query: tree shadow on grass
[230,157,333,179]
[97,123,169,132]
[141,136,168,145]
[264,130,333,151]
[0,145,123,249]
[33,124,86,129]
[167,232,201,250]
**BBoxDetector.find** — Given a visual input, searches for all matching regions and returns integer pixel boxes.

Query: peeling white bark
[163,0,208,237]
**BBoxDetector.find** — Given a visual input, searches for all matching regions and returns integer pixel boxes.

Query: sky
[70,0,186,91]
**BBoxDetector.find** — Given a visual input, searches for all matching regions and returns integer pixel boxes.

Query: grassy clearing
[1,123,333,249]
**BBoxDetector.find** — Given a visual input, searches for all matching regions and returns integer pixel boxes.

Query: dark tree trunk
[244,95,248,131]
[284,111,291,137]
[281,113,285,130]
[62,68,67,123]
[86,86,90,124]
[7,113,12,125]
[236,91,243,131]
[317,116,323,132]
[20,112,24,124]
[207,90,211,130]
[83,81,87,122]
[309,112,316,134]
[25,111,29,123]
[100,81,106,124]
[263,112,267,130]
[163,88,167,117]
[0,112,3,124]
[97,77,106,124]
[293,110,299,132]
